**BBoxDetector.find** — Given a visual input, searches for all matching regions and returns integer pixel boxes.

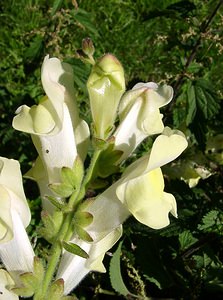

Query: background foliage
[0,0,223,299]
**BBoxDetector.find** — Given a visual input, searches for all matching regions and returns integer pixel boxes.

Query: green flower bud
[87,54,125,139]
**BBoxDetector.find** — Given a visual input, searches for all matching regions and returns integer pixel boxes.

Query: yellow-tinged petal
[148,127,188,171]
[13,101,56,135]
[117,169,177,229]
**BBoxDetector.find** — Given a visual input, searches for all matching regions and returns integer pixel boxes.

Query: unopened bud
[87,53,125,139]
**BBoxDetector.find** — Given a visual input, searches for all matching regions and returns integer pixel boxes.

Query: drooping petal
[117,168,177,229]
[0,269,18,300]
[57,226,122,295]
[147,127,188,171]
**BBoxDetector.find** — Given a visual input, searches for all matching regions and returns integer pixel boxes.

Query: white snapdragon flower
[114,82,173,162]
[0,157,34,275]
[13,56,90,211]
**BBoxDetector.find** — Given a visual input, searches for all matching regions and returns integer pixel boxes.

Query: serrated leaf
[62,241,89,258]
[195,79,220,119]
[49,183,74,197]
[76,225,93,242]
[179,230,198,251]
[109,241,130,296]
[198,210,220,231]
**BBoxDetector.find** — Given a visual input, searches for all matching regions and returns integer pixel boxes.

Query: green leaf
[109,241,130,296]
[51,0,63,16]
[179,230,198,251]
[198,210,221,231]
[186,81,197,125]
[62,241,89,259]
[39,210,63,243]
[194,79,220,120]
[46,196,65,210]
[49,182,74,198]
[75,225,93,242]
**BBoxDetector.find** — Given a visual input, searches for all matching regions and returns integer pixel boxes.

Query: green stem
[38,148,101,299]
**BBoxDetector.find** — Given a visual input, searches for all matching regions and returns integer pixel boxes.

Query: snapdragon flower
[0,157,34,276]
[13,56,89,211]
[114,82,173,162]
[57,128,187,293]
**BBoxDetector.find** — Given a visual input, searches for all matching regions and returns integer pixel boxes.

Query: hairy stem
[38,148,101,299]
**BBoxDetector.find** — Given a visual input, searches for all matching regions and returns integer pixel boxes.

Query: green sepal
[71,156,84,187]
[76,225,93,242]
[97,143,123,177]
[75,211,93,227]
[46,196,65,210]
[12,286,34,298]
[47,278,64,300]
[92,137,108,150]
[61,156,84,189]
[62,241,89,259]
[33,257,45,281]
[49,182,74,198]
[12,269,39,297]
[61,166,77,188]
[39,210,63,243]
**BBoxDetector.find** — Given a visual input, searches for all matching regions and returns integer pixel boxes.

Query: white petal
[0,269,18,300]
[0,210,34,273]
[86,183,129,241]
[0,158,30,228]
[31,104,77,183]
[114,100,147,162]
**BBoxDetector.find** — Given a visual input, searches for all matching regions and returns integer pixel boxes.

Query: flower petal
[0,210,34,273]
[117,168,177,229]
[0,269,18,300]
[0,158,30,228]
[148,127,188,171]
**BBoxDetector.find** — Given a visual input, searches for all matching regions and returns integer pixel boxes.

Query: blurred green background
[0,0,223,299]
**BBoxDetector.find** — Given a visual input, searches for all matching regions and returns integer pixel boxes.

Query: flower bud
[87,54,125,139]
[82,37,95,57]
